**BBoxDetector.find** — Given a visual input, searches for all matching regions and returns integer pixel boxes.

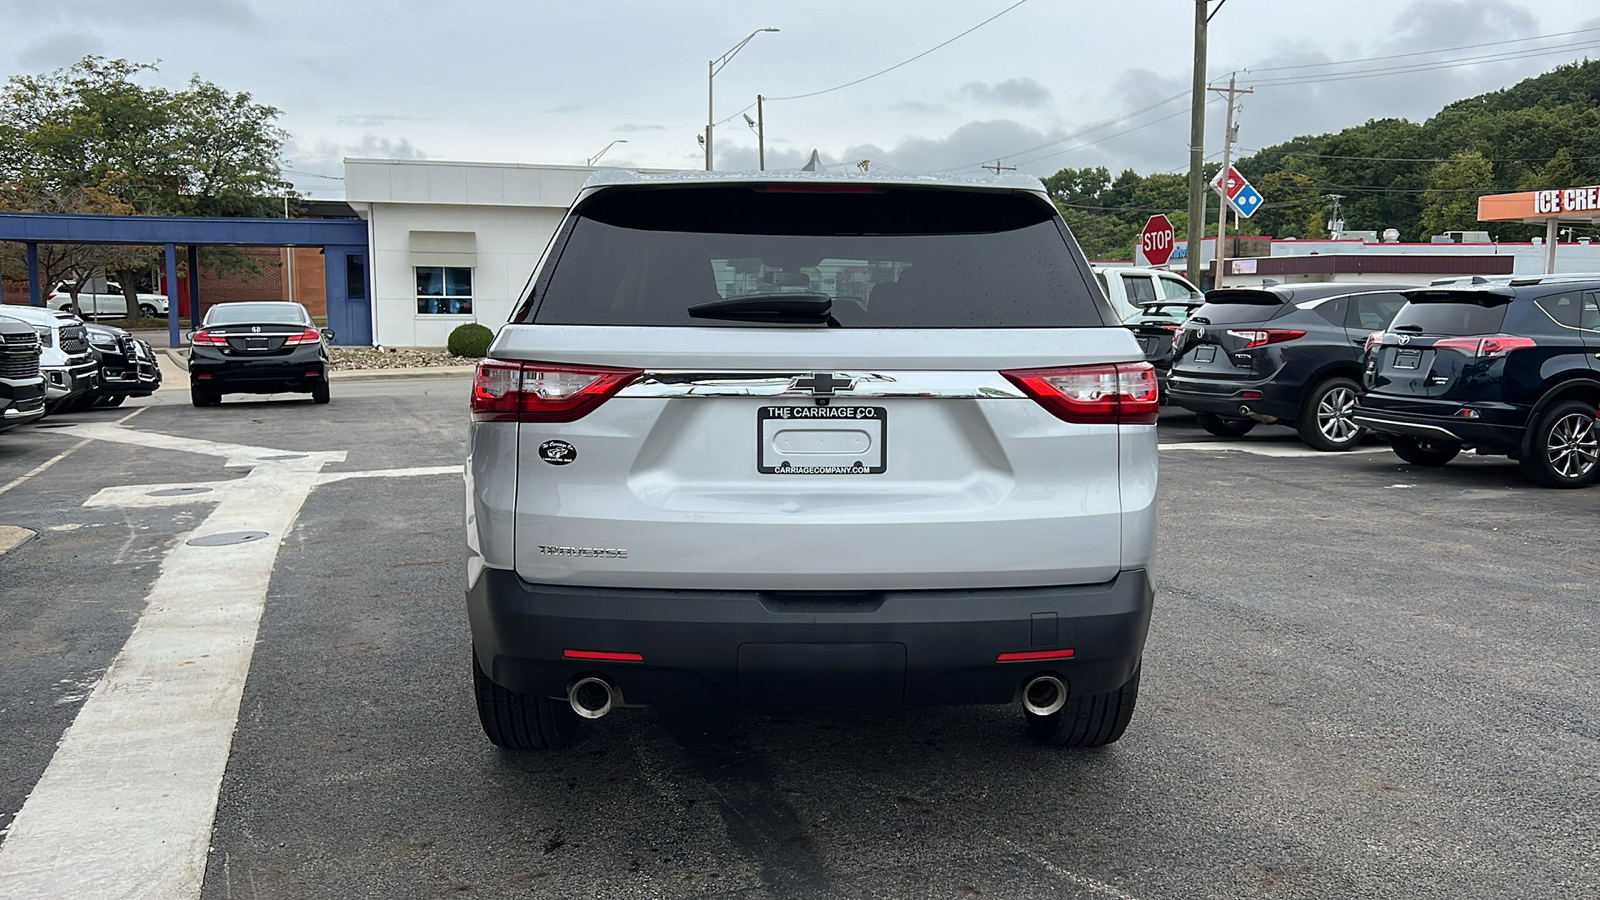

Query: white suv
[466,171,1158,751]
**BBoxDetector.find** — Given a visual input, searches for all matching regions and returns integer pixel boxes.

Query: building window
[416,266,473,314]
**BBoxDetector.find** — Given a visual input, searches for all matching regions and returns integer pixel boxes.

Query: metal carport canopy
[0,211,369,346]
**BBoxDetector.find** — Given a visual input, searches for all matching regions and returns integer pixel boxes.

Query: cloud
[892,100,949,115]
[281,133,428,195]
[614,123,666,132]
[959,77,1051,108]
[0,0,259,28]
[16,32,106,70]
[335,113,431,128]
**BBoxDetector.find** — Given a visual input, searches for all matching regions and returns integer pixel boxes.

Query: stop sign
[1139,215,1176,267]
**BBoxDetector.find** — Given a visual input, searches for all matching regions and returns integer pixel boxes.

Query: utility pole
[1325,193,1345,237]
[757,95,765,171]
[1208,73,1251,288]
[981,159,1017,175]
[1185,0,1210,285]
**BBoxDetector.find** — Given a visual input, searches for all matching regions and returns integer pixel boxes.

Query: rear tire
[1025,667,1140,748]
[138,304,158,317]
[190,386,217,407]
[1195,411,1257,438]
[1519,400,1599,489]
[1389,435,1460,467]
[1297,376,1366,451]
[473,652,577,751]
[311,380,330,404]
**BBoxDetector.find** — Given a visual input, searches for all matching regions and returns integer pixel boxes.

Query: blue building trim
[0,212,366,247]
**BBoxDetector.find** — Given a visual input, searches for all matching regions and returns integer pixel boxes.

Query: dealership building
[342,159,600,348]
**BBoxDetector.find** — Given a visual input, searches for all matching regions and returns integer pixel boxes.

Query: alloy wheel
[1317,386,1360,444]
[1547,412,1599,479]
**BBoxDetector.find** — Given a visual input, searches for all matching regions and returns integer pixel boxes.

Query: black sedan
[188,302,333,407]
[85,322,162,408]
[1123,298,1203,402]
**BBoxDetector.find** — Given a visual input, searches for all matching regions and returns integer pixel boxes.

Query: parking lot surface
[1,380,1597,899]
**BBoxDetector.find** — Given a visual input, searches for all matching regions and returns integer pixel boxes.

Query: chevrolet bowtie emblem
[790,373,855,396]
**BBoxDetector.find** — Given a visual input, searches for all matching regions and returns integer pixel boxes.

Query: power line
[1250,39,1600,87]
[1249,26,1600,73]
[764,0,1033,103]
[929,90,1195,175]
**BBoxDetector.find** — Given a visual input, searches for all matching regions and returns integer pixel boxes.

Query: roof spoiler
[1401,285,1516,302]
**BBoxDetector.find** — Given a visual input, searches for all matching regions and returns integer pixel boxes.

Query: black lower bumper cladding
[468,568,1153,709]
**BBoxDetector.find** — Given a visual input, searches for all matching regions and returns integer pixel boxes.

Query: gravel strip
[329,347,475,370]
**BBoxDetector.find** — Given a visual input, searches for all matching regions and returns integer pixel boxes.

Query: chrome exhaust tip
[1022,675,1068,717]
[1239,405,1252,417]
[568,676,615,719]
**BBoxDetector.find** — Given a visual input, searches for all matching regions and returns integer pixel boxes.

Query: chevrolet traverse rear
[466,171,1158,750]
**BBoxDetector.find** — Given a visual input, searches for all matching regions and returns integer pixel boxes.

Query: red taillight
[1364,331,1385,352]
[471,359,641,423]
[1434,335,1536,358]
[190,329,228,345]
[563,649,644,662]
[283,327,323,345]
[1226,328,1306,349]
[997,648,1075,662]
[1001,362,1159,425]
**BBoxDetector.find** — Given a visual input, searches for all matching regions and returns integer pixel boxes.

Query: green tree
[1419,151,1494,238]
[0,55,287,320]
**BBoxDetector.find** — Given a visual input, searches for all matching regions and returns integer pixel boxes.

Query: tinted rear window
[204,303,309,326]
[1392,293,1510,335]
[1189,290,1286,325]
[526,186,1105,328]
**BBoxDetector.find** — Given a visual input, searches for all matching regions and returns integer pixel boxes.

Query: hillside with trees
[1051,59,1600,260]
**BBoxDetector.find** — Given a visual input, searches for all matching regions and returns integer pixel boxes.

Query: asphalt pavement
[1,382,1596,899]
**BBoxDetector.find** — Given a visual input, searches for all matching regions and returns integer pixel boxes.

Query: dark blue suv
[1168,283,1409,450]
[1354,278,1600,488]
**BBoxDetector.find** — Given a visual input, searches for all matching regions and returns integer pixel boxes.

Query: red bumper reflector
[1240,390,1263,399]
[997,648,1075,662]
[563,649,644,662]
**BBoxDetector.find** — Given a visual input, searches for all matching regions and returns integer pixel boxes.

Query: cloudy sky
[3,0,1598,198]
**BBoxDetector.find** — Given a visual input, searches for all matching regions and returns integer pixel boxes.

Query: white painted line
[0,424,455,900]
[0,439,91,498]
[1159,441,1391,458]
[319,464,461,483]
[0,526,36,555]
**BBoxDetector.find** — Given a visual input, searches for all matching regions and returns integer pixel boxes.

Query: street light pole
[706,27,779,171]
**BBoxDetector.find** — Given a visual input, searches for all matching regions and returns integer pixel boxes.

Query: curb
[331,366,475,382]
[162,348,473,382]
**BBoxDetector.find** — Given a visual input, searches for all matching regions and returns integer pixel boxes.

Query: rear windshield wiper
[1393,324,1424,332]
[688,293,840,326]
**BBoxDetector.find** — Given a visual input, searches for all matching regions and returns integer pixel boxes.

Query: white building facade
[343,159,596,348]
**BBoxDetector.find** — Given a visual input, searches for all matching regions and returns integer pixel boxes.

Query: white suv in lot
[465,170,1158,751]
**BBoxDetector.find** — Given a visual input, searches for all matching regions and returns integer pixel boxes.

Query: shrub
[447,322,494,358]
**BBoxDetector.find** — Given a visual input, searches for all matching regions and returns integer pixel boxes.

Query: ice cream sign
[1480,185,1600,221]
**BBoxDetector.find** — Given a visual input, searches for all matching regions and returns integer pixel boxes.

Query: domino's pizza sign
[1214,166,1266,219]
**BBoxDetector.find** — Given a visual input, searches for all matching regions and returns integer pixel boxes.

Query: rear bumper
[1168,374,1300,421]
[190,347,327,391]
[1353,397,1526,453]
[468,567,1153,708]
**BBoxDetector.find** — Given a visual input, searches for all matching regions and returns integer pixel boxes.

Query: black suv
[1354,278,1600,488]
[1168,283,1409,450]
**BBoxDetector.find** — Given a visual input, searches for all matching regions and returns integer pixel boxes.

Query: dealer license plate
[1194,346,1216,363]
[1394,348,1421,369]
[245,336,270,351]
[758,406,886,475]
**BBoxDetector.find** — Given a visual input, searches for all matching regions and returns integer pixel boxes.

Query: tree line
[0,56,287,320]
[1047,59,1600,260]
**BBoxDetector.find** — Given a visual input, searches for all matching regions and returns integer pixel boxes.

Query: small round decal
[538,440,577,466]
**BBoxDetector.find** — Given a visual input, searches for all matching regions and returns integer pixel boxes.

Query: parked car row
[0,305,162,427]
[1128,277,1600,488]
